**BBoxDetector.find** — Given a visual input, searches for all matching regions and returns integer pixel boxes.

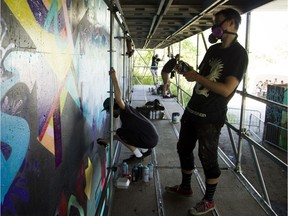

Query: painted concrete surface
[1,0,124,214]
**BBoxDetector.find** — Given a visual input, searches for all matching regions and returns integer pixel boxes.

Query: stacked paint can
[122,162,129,177]
[143,166,149,182]
[132,166,139,182]
[129,163,155,183]
[148,163,154,179]
[137,163,143,180]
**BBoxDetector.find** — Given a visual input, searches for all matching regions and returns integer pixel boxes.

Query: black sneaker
[142,149,152,158]
[163,95,170,98]
[123,155,144,164]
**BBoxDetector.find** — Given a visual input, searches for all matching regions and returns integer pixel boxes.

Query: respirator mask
[208,19,238,44]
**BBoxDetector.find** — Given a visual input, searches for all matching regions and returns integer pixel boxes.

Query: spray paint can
[155,111,159,119]
[132,166,139,182]
[137,163,143,180]
[122,162,129,177]
[149,110,153,119]
[143,166,149,182]
[148,163,154,179]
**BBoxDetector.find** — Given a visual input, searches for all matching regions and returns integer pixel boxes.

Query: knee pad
[204,166,221,179]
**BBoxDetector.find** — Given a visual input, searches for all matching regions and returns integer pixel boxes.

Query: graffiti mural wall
[1,0,124,215]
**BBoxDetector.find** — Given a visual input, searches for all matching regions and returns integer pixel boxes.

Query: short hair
[215,8,241,29]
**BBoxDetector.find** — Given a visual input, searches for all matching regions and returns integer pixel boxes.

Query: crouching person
[98,67,159,164]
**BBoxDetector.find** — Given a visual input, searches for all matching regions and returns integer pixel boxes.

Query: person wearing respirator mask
[166,8,248,216]
[208,11,239,44]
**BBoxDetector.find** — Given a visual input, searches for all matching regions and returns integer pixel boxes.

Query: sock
[133,148,143,158]
[180,171,192,189]
[204,183,217,201]
[140,148,148,153]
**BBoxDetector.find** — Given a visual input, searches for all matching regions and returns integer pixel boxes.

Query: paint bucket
[172,112,180,124]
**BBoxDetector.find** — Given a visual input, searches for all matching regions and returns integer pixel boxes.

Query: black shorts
[116,128,156,149]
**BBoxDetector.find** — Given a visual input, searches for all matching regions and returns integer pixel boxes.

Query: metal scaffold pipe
[95,1,115,215]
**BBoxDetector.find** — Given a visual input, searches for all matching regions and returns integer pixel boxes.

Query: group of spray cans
[149,110,162,119]
[122,162,154,183]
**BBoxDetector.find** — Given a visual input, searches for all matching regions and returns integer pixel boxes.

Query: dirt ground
[219,125,287,216]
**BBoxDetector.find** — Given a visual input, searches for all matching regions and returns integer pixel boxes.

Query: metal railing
[169,80,287,215]
[264,122,288,151]
[227,108,264,141]
[130,45,288,215]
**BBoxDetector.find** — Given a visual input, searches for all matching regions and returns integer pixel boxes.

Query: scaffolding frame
[129,11,287,216]
[100,2,287,215]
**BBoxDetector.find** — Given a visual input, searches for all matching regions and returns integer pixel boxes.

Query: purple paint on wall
[53,102,62,167]
[27,0,47,27]
[27,0,65,33]
[1,142,12,160]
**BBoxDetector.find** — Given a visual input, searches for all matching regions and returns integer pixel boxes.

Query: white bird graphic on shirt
[195,58,223,97]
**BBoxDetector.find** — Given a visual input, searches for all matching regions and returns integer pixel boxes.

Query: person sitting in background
[98,68,159,164]
[161,54,180,98]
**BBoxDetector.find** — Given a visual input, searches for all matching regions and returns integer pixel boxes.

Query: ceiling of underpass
[107,0,283,49]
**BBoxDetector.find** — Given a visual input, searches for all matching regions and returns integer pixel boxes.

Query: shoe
[123,155,143,164]
[97,138,108,148]
[165,185,193,197]
[188,199,215,215]
[141,149,152,158]
[163,95,170,98]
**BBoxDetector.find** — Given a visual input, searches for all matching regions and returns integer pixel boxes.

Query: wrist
[193,71,201,81]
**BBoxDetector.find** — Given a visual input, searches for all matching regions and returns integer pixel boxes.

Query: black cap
[102,98,112,112]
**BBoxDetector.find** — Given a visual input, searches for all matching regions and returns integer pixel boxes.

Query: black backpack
[136,99,165,119]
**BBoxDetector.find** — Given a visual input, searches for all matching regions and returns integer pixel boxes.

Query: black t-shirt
[161,58,177,73]
[186,42,248,123]
[120,103,159,145]
[151,56,160,69]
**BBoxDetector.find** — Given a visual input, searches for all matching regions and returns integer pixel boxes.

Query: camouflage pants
[177,112,223,178]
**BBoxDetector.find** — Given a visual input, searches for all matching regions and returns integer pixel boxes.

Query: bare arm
[109,68,125,110]
[183,70,239,97]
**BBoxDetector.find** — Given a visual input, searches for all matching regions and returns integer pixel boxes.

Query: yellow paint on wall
[36,84,69,154]
[5,0,73,81]
[40,130,55,154]
[85,158,93,200]
[60,87,68,113]
[38,122,55,154]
